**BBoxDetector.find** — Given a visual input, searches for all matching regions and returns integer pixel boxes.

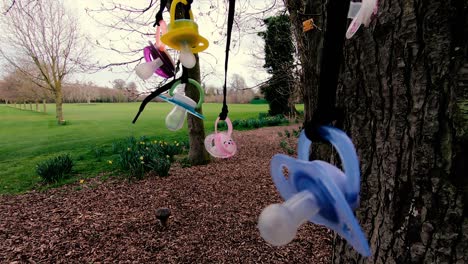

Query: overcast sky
[60,0,283,90]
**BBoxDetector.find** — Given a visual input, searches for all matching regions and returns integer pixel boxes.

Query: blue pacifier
[158,78,204,131]
[257,126,371,257]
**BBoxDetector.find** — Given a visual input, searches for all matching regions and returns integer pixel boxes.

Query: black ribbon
[132,79,177,124]
[304,0,350,141]
[219,0,236,121]
[153,0,168,27]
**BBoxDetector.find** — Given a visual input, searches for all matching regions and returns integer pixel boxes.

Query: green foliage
[179,157,192,168]
[91,145,105,161]
[146,156,171,177]
[113,137,184,179]
[259,14,295,116]
[36,154,74,183]
[0,103,289,194]
[218,114,289,130]
[250,98,268,104]
[278,127,303,155]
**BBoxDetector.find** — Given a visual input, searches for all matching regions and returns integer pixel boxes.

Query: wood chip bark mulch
[0,125,332,263]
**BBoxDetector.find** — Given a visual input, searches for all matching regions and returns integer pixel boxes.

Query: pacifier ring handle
[214,117,233,136]
[169,78,204,108]
[156,20,167,50]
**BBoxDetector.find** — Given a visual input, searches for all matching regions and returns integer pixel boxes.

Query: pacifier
[346,0,378,39]
[258,127,371,256]
[158,78,205,131]
[204,117,237,158]
[160,0,209,68]
[135,20,175,80]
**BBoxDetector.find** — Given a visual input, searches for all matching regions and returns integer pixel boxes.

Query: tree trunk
[170,0,210,165]
[55,88,65,124]
[43,99,46,113]
[286,0,326,122]
[29,102,32,111]
[35,100,39,111]
[288,0,467,263]
[23,101,26,109]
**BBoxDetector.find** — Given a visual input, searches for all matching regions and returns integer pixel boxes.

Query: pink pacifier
[346,0,378,39]
[204,117,237,159]
[135,20,175,79]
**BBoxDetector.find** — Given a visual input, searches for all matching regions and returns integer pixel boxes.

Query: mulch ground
[0,125,331,263]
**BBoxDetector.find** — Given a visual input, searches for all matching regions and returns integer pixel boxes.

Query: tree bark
[35,100,39,111]
[170,0,210,165]
[43,99,46,113]
[288,0,467,263]
[55,87,65,124]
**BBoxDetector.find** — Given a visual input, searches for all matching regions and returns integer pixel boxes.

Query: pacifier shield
[204,133,237,159]
[270,155,371,256]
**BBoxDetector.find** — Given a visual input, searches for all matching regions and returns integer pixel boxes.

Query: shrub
[147,156,171,177]
[91,145,105,161]
[217,114,289,130]
[36,154,74,183]
[112,137,184,180]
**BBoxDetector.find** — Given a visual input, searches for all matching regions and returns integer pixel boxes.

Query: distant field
[0,103,303,194]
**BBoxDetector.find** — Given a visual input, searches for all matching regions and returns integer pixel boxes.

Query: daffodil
[108,160,113,164]
[79,179,85,184]
[139,156,144,160]
[127,147,131,151]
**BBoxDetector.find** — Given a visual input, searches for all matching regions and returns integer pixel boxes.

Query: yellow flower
[108,160,113,164]
[176,143,179,146]
[79,179,85,184]
[127,148,131,151]
[139,156,144,160]
[153,140,158,144]
[140,161,145,164]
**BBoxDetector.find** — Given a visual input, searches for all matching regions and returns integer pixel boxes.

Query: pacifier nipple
[135,58,164,80]
[179,42,196,68]
[258,204,297,246]
[258,191,318,246]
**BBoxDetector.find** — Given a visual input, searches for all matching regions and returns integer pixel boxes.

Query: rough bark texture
[170,0,210,165]
[288,0,467,263]
[54,88,64,125]
[334,0,468,263]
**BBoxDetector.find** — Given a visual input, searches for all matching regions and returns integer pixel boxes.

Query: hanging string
[132,79,178,123]
[153,0,168,27]
[219,0,236,121]
[134,0,193,124]
[304,0,350,141]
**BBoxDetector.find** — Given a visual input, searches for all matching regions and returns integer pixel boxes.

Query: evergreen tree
[259,14,295,116]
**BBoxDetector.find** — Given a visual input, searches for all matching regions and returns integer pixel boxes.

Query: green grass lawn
[0,103,303,194]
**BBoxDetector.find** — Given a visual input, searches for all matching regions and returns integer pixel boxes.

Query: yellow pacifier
[160,0,209,68]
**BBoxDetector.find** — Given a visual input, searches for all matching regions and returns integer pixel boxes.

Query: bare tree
[0,0,88,124]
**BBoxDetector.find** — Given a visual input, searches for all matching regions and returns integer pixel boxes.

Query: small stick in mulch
[156,207,171,227]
